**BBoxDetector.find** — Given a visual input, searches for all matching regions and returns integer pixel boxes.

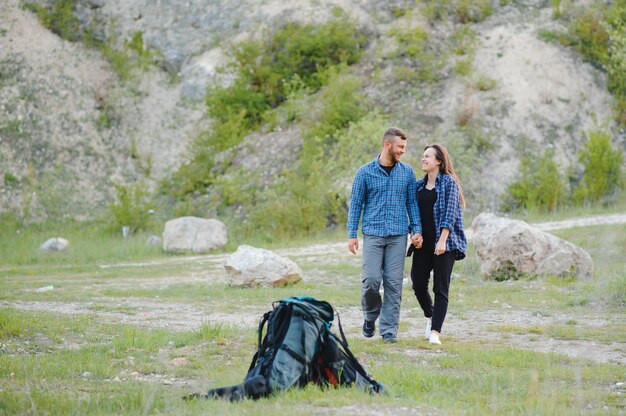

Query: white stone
[40,237,69,251]
[162,216,228,253]
[471,213,593,280]
[224,245,302,288]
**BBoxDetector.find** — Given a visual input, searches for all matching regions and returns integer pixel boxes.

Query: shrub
[3,173,19,187]
[574,128,624,204]
[456,0,493,24]
[451,25,476,56]
[301,68,367,142]
[331,111,387,171]
[107,182,154,234]
[246,163,337,239]
[454,58,472,76]
[504,151,567,212]
[387,26,429,58]
[569,10,610,65]
[472,73,497,91]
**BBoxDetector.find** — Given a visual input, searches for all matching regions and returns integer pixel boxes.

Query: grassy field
[0,211,625,415]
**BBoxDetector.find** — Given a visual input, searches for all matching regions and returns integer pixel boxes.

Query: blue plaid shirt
[416,173,467,259]
[347,157,421,239]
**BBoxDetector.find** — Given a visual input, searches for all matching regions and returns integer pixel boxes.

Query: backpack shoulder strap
[247,309,271,372]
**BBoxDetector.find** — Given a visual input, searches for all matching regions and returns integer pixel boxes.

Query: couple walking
[346,127,466,345]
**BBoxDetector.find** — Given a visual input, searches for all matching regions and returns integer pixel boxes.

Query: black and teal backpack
[188,296,383,401]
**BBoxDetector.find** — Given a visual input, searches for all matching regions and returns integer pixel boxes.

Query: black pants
[410,248,456,333]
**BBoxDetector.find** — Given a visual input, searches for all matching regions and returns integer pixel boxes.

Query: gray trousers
[361,234,407,337]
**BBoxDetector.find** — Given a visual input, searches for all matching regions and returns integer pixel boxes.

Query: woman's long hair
[426,144,466,208]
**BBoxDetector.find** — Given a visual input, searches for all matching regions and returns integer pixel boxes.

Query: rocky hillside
[0,0,622,223]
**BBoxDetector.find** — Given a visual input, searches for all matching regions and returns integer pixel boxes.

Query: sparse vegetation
[164,18,368,204]
[24,2,157,83]
[387,25,445,83]
[242,78,375,240]
[551,0,563,19]
[471,73,497,91]
[204,19,367,151]
[451,24,477,56]
[23,0,80,42]
[552,2,626,126]
[158,18,372,239]
[423,0,493,24]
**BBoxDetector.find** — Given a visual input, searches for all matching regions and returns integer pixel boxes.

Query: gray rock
[162,216,228,253]
[162,48,184,75]
[224,245,302,287]
[77,0,105,8]
[146,235,161,246]
[40,237,70,251]
[471,213,593,280]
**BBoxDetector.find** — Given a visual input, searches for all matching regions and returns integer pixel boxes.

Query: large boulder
[224,245,302,288]
[471,212,593,280]
[162,216,228,253]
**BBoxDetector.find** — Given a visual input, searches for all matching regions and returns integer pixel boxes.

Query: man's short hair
[382,127,407,144]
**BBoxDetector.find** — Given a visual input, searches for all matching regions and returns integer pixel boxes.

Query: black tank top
[418,187,437,248]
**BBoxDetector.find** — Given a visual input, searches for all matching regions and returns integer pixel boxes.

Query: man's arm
[407,168,421,235]
[346,169,366,254]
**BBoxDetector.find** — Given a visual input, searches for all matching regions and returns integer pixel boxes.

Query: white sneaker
[425,319,432,339]
[429,332,441,345]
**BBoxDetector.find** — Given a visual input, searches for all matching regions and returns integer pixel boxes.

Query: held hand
[435,240,446,255]
[411,233,423,249]
[348,238,359,255]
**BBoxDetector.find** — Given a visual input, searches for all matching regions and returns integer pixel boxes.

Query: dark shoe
[383,334,397,343]
[362,320,375,338]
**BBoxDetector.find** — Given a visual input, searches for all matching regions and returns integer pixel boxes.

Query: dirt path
[2,213,625,365]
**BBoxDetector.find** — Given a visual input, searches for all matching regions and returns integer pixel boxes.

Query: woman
[409,144,466,345]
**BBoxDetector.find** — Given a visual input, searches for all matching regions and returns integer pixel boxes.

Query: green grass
[1,213,625,414]
[2,307,622,415]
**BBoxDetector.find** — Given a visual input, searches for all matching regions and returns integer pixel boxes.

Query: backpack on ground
[187,296,383,401]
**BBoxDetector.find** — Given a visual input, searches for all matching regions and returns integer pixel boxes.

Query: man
[347,127,422,343]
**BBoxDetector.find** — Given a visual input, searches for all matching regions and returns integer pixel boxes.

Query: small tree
[575,129,624,204]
